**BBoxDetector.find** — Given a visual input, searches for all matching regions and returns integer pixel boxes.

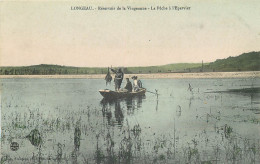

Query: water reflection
[115,101,124,126]
[100,96,146,127]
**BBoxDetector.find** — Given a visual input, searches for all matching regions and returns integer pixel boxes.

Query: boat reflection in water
[100,95,146,127]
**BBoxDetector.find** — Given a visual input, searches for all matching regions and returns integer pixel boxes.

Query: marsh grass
[1,104,260,164]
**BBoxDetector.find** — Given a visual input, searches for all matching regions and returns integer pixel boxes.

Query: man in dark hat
[124,78,132,92]
[110,68,124,91]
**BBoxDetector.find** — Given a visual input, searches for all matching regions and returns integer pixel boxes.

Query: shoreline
[0,71,259,79]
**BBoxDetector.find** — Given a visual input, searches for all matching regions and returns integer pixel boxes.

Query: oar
[146,89,159,95]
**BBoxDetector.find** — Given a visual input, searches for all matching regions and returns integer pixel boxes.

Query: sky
[0,0,260,67]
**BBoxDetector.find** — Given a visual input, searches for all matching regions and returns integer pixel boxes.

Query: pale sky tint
[0,0,260,67]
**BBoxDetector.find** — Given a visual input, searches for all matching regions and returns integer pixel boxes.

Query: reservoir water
[1,78,260,163]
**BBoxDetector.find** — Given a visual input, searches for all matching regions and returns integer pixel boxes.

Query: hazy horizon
[0,50,256,68]
[1,0,260,67]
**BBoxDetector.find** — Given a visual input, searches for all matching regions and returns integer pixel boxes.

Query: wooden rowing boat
[99,88,146,99]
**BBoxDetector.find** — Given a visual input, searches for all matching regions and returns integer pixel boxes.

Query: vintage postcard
[0,0,260,163]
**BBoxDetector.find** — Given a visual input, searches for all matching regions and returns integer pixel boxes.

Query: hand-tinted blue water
[1,78,260,163]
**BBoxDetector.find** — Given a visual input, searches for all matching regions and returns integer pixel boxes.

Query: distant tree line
[0,51,259,75]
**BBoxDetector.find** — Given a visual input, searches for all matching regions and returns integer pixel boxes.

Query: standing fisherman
[110,68,124,91]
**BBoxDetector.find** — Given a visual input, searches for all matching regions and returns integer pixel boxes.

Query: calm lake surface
[1,78,260,163]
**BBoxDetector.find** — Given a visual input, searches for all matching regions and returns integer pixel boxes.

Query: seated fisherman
[132,76,142,92]
[124,78,132,92]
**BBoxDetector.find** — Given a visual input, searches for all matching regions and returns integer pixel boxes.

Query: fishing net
[105,68,112,85]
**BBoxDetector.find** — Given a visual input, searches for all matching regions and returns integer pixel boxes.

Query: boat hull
[99,88,146,99]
